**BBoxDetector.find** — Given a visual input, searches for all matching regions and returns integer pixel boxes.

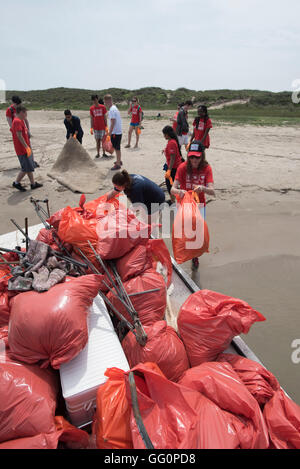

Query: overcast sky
[1,0,299,92]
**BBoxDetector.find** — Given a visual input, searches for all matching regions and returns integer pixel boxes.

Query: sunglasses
[188,155,201,159]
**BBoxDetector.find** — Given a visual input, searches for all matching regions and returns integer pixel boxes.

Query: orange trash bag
[172,191,209,264]
[177,289,265,366]
[148,239,173,287]
[102,134,114,155]
[122,321,190,382]
[93,368,133,449]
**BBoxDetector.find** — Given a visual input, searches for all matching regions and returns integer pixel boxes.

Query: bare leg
[115,149,121,166]
[96,138,101,156]
[27,172,34,185]
[16,171,26,183]
[125,127,133,147]
[134,127,139,148]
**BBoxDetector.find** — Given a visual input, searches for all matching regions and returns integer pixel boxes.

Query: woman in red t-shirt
[162,126,183,203]
[171,140,215,269]
[125,97,143,149]
[190,105,212,149]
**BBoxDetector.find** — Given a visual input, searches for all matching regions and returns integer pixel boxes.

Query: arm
[17,131,30,151]
[194,182,215,197]
[189,129,195,142]
[109,118,116,135]
[6,117,13,128]
[170,179,186,199]
[106,188,120,200]
[200,128,210,145]
[128,104,132,116]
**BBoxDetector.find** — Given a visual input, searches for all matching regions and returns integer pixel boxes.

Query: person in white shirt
[104,94,123,170]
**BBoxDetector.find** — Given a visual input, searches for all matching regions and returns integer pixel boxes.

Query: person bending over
[107,170,165,223]
[64,110,84,144]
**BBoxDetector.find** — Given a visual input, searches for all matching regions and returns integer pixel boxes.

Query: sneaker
[31,182,43,190]
[33,161,40,168]
[114,160,123,166]
[13,182,26,192]
[95,154,100,159]
[111,164,121,171]
[125,144,130,148]
[102,153,112,158]
[192,257,199,271]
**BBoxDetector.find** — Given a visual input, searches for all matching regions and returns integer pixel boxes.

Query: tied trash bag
[124,362,247,449]
[116,244,153,282]
[147,239,173,287]
[8,275,102,369]
[263,389,300,449]
[96,207,150,260]
[122,321,190,382]
[178,362,269,449]
[0,347,58,444]
[218,353,280,406]
[172,191,209,264]
[177,289,265,367]
[107,269,167,327]
[93,368,133,449]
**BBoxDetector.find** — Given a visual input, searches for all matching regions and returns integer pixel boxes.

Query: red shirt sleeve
[206,118,213,129]
[174,162,186,185]
[6,107,12,118]
[205,165,214,185]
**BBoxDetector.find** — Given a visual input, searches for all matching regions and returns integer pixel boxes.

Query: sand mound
[47,138,108,193]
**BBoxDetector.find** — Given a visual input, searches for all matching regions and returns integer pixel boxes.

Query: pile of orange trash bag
[218,353,300,449]
[57,194,120,269]
[177,289,266,366]
[8,275,102,369]
[172,191,209,264]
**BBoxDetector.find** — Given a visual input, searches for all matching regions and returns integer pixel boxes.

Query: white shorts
[178,134,189,146]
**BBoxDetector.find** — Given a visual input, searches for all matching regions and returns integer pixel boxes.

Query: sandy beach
[1,109,300,403]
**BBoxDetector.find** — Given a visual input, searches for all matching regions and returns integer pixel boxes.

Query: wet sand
[1,109,300,403]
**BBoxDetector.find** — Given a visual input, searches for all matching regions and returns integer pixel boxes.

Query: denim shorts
[130,122,139,127]
[17,154,35,173]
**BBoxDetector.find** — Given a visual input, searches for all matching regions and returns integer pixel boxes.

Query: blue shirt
[125,174,165,214]
[64,115,84,139]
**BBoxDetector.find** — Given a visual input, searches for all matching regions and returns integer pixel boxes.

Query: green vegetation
[1,87,300,126]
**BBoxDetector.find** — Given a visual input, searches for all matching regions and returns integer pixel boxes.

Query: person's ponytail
[112,170,132,189]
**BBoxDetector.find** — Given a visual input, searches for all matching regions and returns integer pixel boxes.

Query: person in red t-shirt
[125,97,142,149]
[11,105,43,192]
[190,105,213,149]
[162,125,184,203]
[170,103,183,132]
[90,95,108,158]
[171,140,215,270]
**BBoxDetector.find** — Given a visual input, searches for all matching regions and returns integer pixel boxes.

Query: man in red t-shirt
[90,95,108,158]
[11,105,43,192]
[125,97,143,149]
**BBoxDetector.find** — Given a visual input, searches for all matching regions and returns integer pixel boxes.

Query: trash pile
[0,193,300,450]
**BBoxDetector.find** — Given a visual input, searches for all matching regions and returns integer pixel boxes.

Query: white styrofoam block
[59,294,129,428]
[0,223,43,250]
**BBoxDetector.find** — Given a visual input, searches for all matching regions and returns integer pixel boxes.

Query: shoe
[114,160,123,166]
[192,257,199,271]
[13,182,26,192]
[102,153,112,158]
[33,161,40,168]
[95,154,100,159]
[125,144,130,148]
[31,182,43,190]
[111,164,121,171]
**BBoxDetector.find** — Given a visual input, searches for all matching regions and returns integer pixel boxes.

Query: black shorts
[111,134,122,151]
[17,154,35,173]
[166,168,177,194]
